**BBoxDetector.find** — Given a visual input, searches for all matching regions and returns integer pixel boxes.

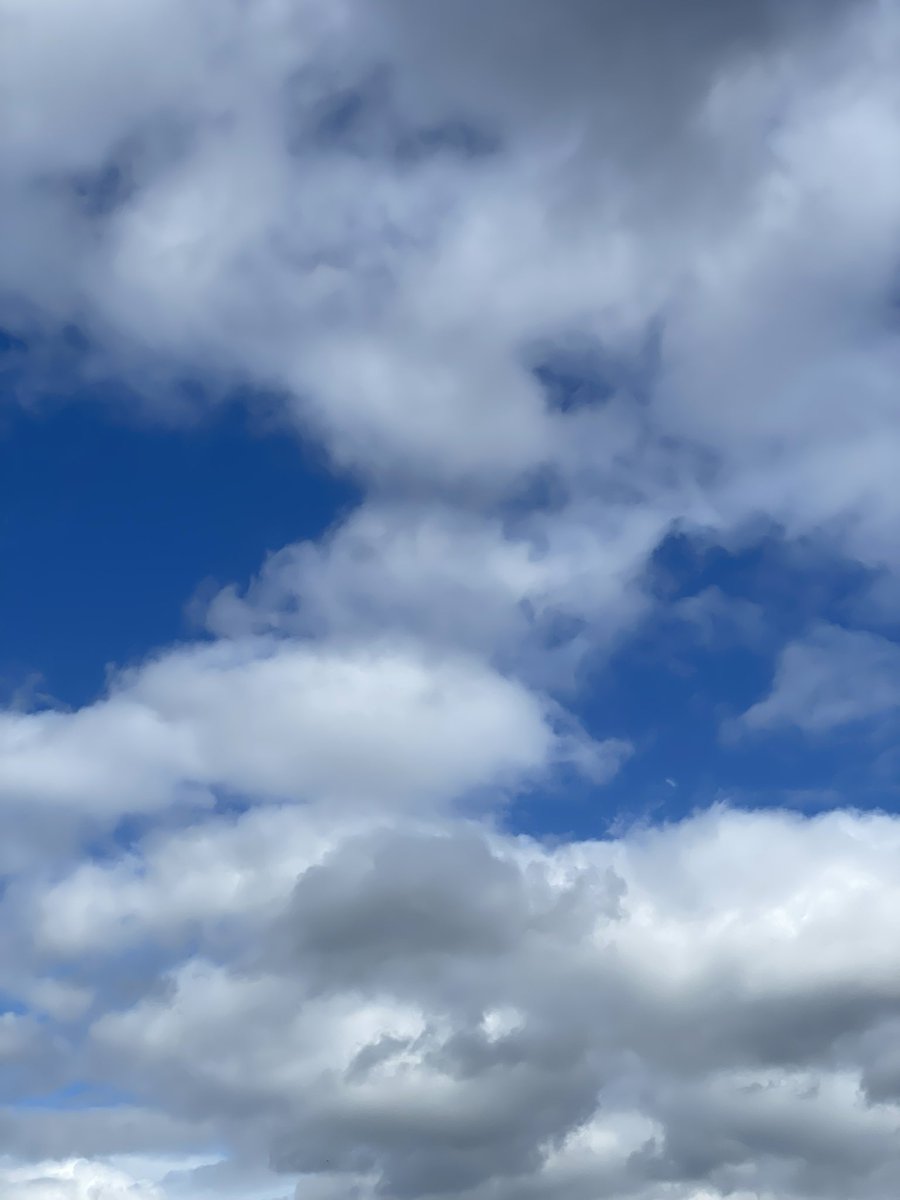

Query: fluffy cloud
[1,0,893,526]
[0,1158,162,1200]
[4,0,900,637]
[5,807,900,1199]
[0,636,571,823]
[204,499,670,686]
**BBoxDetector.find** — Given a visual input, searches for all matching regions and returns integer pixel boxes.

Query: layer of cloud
[6,807,900,1198]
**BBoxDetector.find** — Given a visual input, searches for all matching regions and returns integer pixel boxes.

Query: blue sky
[0,381,353,708]
[3,377,891,838]
[5,3,900,1200]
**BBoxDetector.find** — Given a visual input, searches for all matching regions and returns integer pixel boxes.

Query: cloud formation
[0,637,561,819]
[8,807,900,1198]
[4,0,900,1198]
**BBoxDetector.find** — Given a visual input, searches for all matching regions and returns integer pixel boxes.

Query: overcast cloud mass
[4,0,900,1197]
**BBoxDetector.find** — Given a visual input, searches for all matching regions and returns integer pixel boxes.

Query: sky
[3,0,900,1197]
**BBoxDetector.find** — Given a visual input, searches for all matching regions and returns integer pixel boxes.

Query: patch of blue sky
[0,352,356,708]
[508,526,900,840]
[0,993,29,1017]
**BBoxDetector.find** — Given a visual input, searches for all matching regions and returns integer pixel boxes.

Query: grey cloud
[274,827,621,990]
[0,1106,213,1164]
[41,809,900,1198]
[84,825,623,1193]
[365,0,848,149]
[634,1073,900,1200]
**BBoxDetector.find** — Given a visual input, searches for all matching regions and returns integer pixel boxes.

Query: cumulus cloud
[4,0,900,640]
[5,807,900,1199]
[0,636,572,824]
[204,500,668,681]
[0,0,893,526]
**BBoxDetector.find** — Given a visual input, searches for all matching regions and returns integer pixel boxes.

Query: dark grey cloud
[0,1105,213,1163]
[274,827,622,988]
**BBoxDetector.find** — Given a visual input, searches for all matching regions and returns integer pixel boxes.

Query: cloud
[0,0,888,521]
[3,0,892,648]
[5,806,892,1200]
[741,624,900,733]
[0,636,567,824]
[204,499,670,685]
[4,0,900,650]
[0,1157,162,1200]
[8,792,900,1197]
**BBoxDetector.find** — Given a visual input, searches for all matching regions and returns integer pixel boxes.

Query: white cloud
[741,624,900,733]
[0,636,564,820]
[30,804,336,959]
[204,499,669,685]
[0,0,890,534]
[2,0,894,648]
[0,1157,162,1200]
[3,0,900,642]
